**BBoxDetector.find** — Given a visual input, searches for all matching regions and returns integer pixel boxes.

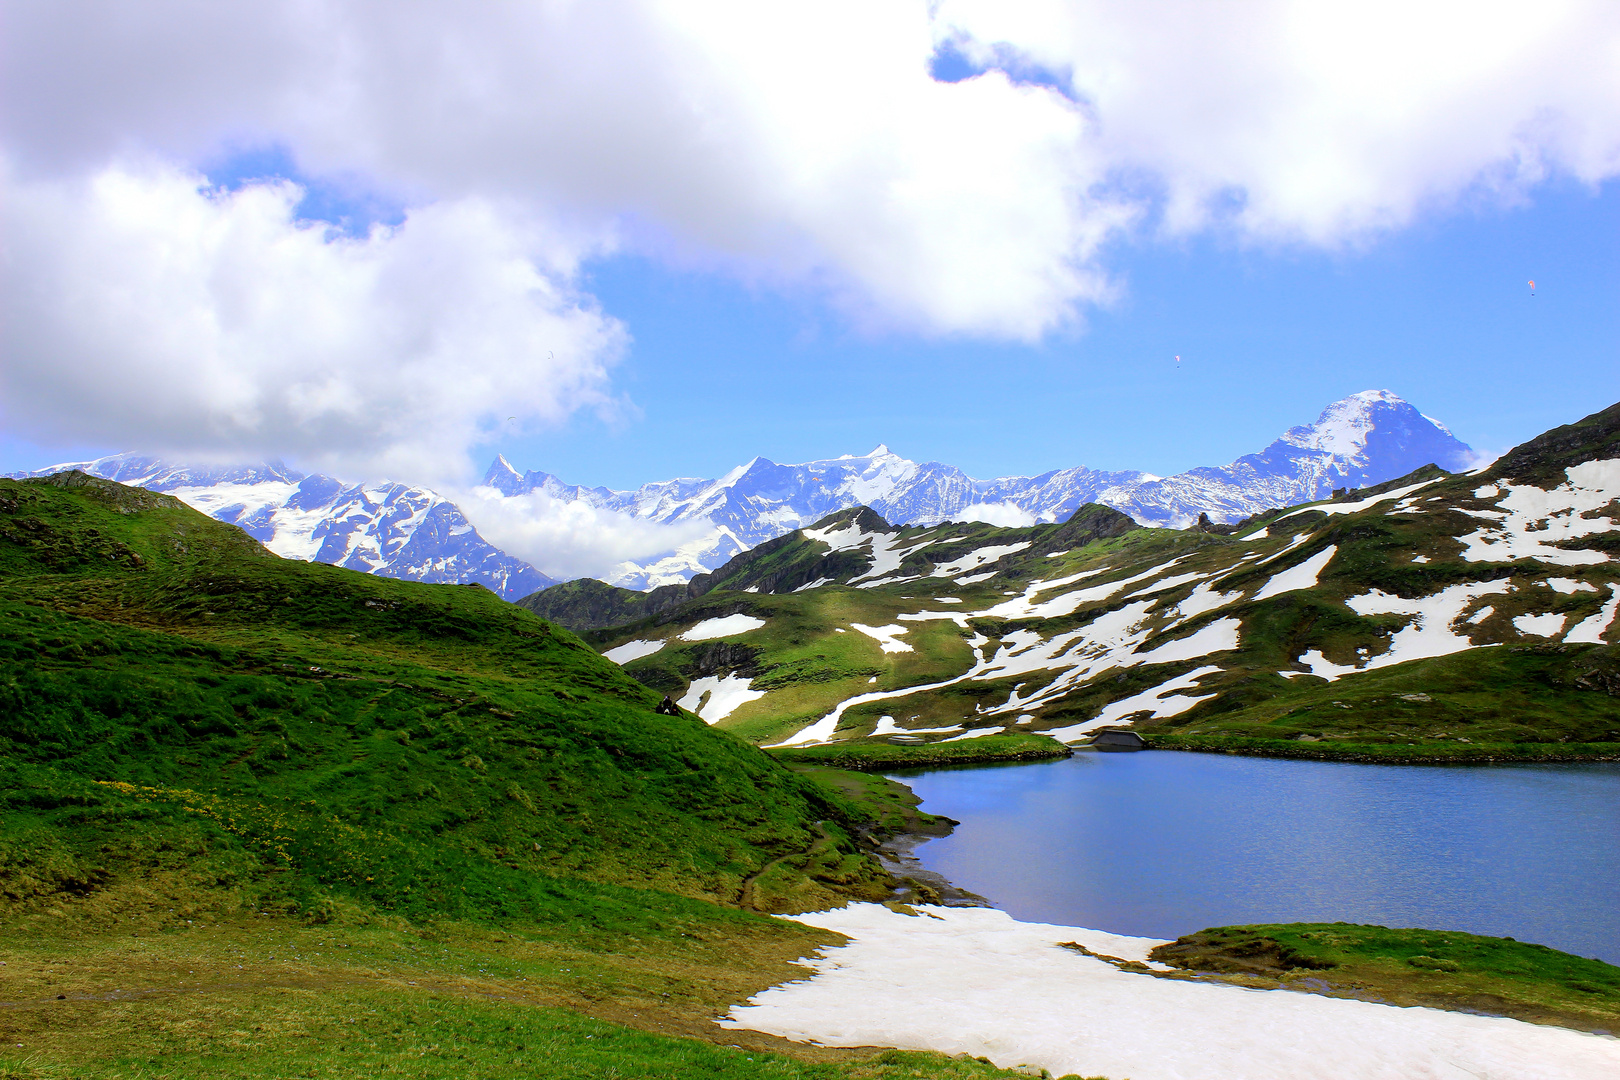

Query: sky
[2,1,1618,498]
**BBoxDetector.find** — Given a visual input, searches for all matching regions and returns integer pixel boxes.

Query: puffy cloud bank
[3,1,1618,473]
[454,485,714,583]
[0,161,624,482]
[954,502,1039,529]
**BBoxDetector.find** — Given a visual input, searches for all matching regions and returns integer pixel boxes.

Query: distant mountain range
[11,390,1473,596]
[489,390,1475,588]
[4,456,555,601]
[549,397,1619,754]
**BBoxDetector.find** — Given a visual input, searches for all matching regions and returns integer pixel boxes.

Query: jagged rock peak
[804,506,896,534]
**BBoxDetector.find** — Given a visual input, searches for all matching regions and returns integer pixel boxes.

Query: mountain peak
[1343,388,1406,407]
[481,455,526,493]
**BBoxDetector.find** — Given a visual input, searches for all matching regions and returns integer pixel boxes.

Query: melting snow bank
[680,614,767,641]
[677,674,765,722]
[722,904,1620,1080]
[603,638,665,664]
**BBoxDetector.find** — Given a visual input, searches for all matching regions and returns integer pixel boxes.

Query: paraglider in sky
[1529,280,1536,296]
[1175,355,1181,364]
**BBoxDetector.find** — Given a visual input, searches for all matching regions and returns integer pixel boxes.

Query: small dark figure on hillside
[655,695,682,716]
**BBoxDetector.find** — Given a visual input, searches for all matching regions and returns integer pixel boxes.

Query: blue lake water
[889,751,1620,964]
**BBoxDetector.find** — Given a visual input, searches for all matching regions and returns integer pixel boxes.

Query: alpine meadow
[4,3,1620,1078]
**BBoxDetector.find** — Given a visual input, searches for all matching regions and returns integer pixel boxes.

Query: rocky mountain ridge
[494,389,1473,588]
[4,454,555,600]
[9,389,1470,597]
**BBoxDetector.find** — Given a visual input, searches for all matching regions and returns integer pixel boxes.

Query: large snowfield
[723,904,1620,1080]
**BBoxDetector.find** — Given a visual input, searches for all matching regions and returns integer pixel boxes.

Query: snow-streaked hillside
[578,397,1620,749]
[489,390,1473,589]
[6,454,555,600]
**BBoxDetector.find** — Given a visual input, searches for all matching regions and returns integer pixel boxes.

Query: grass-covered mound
[769,733,1071,772]
[0,471,891,920]
[2,472,1055,1077]
[1149,639,1620,762]
[0,902,1081,1080]
[1148,923,1620,1034]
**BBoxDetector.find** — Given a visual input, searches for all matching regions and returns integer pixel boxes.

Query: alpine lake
[887,750,1620,965]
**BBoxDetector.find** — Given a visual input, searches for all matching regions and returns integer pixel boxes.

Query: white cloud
[0,161,625,482]
[953,502,1038,528]
[10,2,1614,343]
[937,0,1620,242]
[455,484,715,582]
[2,1,1618,469]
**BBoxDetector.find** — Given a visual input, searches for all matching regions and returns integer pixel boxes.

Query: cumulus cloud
[10,2,1614,343]
[953,502,1038,528]
[0,161,625,482]
[455,485,714,582]
[937,0,1620,242]
[2,0,1618,470]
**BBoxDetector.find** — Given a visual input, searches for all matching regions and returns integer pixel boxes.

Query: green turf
[769,734,1071,771]
[1149,922,1620,1033]
[0,914,1098,1080]
[0,471,945,1075]
[0,472,899,920]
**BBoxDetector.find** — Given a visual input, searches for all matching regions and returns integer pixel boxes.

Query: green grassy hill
[5,450,1617,1076]
[563,401,1620,762]
[0,471,897,920]
[2,470,1073,1078]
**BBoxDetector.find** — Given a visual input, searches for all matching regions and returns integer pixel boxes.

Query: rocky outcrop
[1485,400,1620,487]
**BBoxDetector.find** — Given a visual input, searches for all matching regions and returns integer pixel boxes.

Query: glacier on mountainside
[486,390,1474,589]
[6,454,555,601]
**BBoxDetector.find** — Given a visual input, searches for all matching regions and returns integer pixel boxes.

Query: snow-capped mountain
[6,454,556,601]
[490,390,1474,589]
[11,390,1471,597]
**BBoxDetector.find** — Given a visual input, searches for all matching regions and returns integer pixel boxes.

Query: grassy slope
[0,473,1080,1079]
[3,906,1096,1080]
[579,455,1620,762]
[1142,471,1620,760]
[0,473,893,916]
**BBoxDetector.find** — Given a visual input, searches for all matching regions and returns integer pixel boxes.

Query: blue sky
[4,165,1613,489]
[3,3,1618,494]
[502,177,1618,487]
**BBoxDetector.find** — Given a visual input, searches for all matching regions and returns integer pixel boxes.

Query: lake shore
[1145,733,1620,764]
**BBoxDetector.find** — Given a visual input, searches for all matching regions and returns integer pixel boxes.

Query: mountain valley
[555,399,1620,761]
[2,401,1617,1078]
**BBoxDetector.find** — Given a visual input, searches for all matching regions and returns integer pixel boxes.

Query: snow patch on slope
[603,639,665,664]
[1343,580,1514,671]
[1459,459,1620,567]
[1566,586,1620,644]
[680,614,767,641]
[678,675,766,723]
[1253,546,1337,601]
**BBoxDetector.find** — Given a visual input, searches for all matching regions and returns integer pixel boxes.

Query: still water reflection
[890,751,1620,964]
